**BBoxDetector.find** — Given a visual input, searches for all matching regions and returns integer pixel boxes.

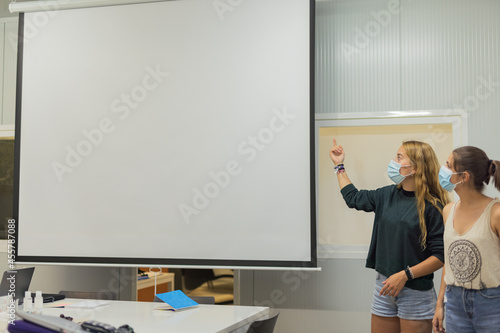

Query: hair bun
[489,160,497,176]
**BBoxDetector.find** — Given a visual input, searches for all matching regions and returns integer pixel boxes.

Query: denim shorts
[372,273,437,320]
[445,285,500,333]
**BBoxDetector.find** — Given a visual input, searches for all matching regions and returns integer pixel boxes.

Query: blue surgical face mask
[387,160,413,185]
[439,165,462,192]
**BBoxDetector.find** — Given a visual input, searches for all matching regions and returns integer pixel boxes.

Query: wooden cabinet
[136,272,175,302]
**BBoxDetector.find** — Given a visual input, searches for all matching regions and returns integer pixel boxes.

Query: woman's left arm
[407,204,446,278]
[380,256,443,297]
[407,255,444,279]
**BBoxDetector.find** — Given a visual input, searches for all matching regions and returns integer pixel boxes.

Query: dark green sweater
[341,183,444,291]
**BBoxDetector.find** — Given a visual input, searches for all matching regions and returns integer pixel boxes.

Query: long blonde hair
[401,141,450,249]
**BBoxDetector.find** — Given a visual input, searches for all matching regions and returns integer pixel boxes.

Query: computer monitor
[0,267,35,301]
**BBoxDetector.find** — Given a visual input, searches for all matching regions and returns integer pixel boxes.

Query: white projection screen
[13,0,316,268]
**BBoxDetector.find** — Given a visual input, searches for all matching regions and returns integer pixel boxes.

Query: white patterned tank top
[444,198,500,290]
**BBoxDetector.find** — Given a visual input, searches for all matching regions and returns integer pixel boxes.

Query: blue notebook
[153,290,198,311]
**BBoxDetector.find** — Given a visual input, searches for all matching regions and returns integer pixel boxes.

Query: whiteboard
[316,111,466,259]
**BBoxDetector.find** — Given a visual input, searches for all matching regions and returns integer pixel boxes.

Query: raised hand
[329,138,345,166]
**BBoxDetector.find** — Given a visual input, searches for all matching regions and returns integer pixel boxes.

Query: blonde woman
[330,139,450,333]
[433,146,500,333]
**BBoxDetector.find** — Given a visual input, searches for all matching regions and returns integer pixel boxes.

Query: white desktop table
[42,299,268,333]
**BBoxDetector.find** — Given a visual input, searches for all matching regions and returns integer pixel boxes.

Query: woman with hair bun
[432,146,500,333]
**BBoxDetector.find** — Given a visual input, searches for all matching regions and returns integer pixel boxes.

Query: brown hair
[402,141,451,249]
[452,146,500,192]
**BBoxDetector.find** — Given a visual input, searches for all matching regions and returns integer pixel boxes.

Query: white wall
[0,18,16,125]
[0,1,15,19]
[0,254,137,300]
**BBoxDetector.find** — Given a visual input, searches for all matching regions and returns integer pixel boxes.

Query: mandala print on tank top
[448,239,485,288]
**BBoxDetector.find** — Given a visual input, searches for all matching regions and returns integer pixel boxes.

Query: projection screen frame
[12,0,317,269]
